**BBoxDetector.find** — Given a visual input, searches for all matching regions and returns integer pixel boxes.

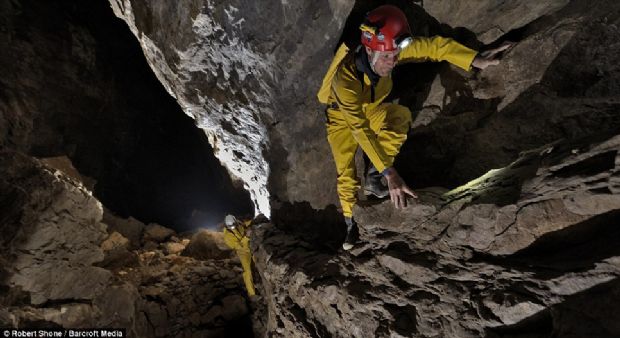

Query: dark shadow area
[507,210,620,277]
[271,201,345,252]
[222,314,255,338]
[471,210,620,280]
[442,132,620,208]
[551,150,617,177]
[394,1,620,190]
[485,278,620,338]
[485,307,554,338]
[0,0,253,231]
[439,146,543,208]
[288,297,332,338]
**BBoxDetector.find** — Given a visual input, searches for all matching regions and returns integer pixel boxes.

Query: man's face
[366,47,399,77]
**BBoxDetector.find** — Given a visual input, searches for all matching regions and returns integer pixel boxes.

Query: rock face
[107,0,354,216]
[421,0,570,44]
[0,151,258,336]
[2,0,620,336]
[0,0,252,231]
[253,134,620,337]
[0,151,137,329]
[396,0,620,190]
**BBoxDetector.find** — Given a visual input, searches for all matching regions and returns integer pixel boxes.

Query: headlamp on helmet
[224,214,237,229]
[395,34,413,50]
[360,5,412,52]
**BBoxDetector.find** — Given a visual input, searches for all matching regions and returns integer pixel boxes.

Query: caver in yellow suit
[317,11,478,219]
[223,217,255,296]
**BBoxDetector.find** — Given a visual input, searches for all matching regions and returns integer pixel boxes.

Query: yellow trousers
[223,226,255,297]
[236,249,255,297]
[326,103,411,217]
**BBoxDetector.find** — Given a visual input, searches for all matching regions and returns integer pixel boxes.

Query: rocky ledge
[0,151,261,337]
[253,134,620,337]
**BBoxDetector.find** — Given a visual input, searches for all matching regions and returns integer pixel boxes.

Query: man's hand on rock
[471,42,514,69]
[384,167,418,209]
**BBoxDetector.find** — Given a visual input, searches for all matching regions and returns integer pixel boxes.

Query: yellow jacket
[223,220,251,252]
[318,36,477,172]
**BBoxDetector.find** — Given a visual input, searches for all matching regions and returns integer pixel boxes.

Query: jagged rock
[400,0,620,190]
[100,231,139,268]
[93,284,141,328]
[0,150,252,336]
[412,75,446,128]
[3,0,620,337]
[0,151,109,305]
[0,151,146,333]
[254,133,620,337]
[0,0,252,233]
[102,209,146,249]
[108,0,354,216]
[144,223,176,243]
[39,156,97,191]
[183,230,232,260]
[422,0,570,43]
[164,242,187,255]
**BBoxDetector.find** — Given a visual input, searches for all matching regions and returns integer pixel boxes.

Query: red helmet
[360,5,413,52]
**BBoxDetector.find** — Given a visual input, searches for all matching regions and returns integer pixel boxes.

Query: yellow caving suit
[318,36,478,218]
[223,220,255,296]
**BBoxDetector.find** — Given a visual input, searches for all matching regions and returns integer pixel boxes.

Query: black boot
[343,217,358,250]
[364,165,389,198]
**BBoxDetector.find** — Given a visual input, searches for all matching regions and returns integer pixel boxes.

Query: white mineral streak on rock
[179,10,274,216]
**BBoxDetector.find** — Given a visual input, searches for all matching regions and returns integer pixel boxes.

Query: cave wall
[2,0,620,336]
[397,0,620,189]
[0,0,252,230]
[107,0,354,216]
[105,0,620,220]
[246,0,620,335]
[0,151,257,336]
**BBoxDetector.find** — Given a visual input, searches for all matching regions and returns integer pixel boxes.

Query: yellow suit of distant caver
[223,220,255,296]
[318,36,478,218]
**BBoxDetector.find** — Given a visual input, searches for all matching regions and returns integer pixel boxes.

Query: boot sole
[364,188,389,199]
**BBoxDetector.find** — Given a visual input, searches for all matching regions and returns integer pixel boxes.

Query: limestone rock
[422,0,570,44]
[183,230,232,260]
[164,242,186,255]
[0,151,142,331]
[400,1,620,190]
[39,156,97,191]
[102,209,146,249]
[100,231,139,268]
[144,223,176,243]
[254,133,620,337]
[108,0,354,216]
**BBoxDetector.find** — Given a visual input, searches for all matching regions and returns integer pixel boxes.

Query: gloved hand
[471,41,514,69]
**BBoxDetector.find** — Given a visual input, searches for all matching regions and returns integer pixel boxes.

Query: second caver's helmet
[224,214,237,228]
[360,5,413,52]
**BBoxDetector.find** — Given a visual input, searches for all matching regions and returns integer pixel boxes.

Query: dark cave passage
[0,0,253,231]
